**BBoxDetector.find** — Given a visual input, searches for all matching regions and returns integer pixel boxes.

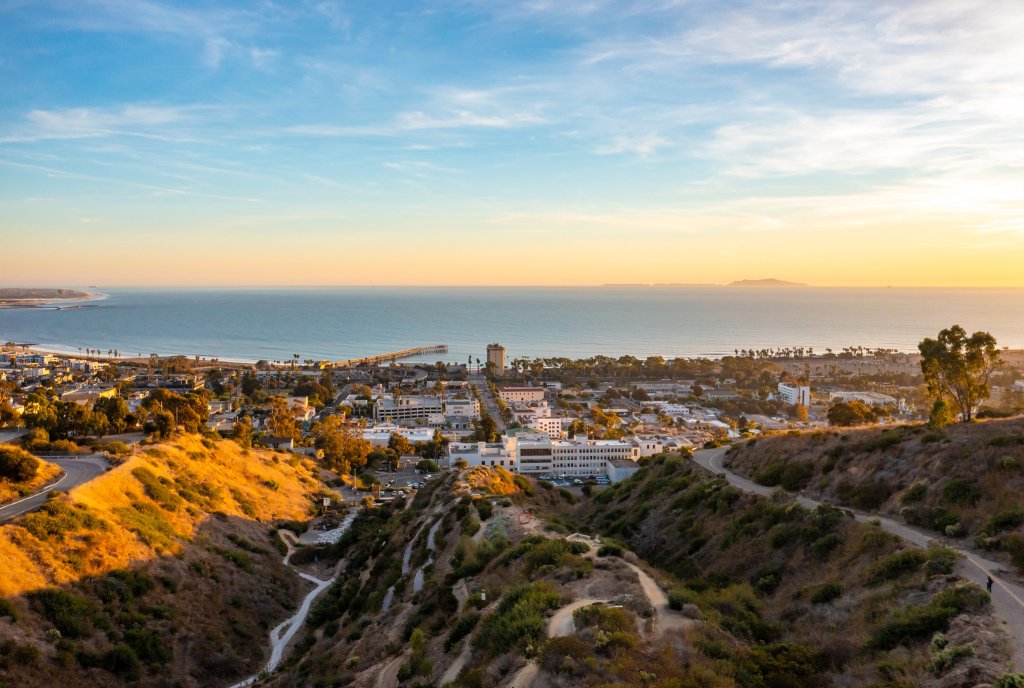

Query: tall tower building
[486,343,506,375]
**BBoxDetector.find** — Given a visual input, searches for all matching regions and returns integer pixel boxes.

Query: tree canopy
[918,325,1001,422]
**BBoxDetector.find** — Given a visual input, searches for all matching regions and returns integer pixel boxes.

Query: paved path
[0,456,108,522]
[693,446,1024,670]
[227,516,357,688]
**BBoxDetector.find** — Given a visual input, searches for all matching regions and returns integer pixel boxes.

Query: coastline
[0,289,105,310]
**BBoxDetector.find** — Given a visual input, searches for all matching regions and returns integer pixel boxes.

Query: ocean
[1,287,1023,364]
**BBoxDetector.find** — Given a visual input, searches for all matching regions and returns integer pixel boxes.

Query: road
[469,375,506,433]
[0,456,108,522]
[693,445,1024,670]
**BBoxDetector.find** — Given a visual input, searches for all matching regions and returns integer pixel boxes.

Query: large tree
[918,326,1001,422]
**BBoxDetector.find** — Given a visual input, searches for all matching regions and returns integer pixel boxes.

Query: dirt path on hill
[694,445,1024,670]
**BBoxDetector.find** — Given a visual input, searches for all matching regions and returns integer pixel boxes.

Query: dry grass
[0,435,317,597]
[459,466,524,496]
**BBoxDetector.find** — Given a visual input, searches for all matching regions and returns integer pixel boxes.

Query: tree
[267,396,300,440]
[0,445,39,482]
[793,404,810,422]
[827,400,876,427]
[388,432,413,456]
[93,396,130,434]
[919,326,1001,422]
[311,415,371,474]
[232,416,253,448]
[928,399,956,430]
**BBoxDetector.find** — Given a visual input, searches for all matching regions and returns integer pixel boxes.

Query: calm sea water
[1,287,1023,363]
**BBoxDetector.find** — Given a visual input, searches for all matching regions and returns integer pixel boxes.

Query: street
[0,456,109,522]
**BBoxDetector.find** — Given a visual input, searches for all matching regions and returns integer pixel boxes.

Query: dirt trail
[695,445,1024,670]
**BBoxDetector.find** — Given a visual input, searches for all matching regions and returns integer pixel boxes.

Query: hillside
[726,418,1024,574]
[0,447,62,504]
[245,462,1014,688]
[0,434,321,687]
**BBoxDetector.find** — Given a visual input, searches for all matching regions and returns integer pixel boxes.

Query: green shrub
[99,643,141,679]
[29,589,99,638]
[925,546,958,574]
[809,582,843,604]
[0,445,40,482]
[131,467,182,511]
[811,533,843,561]
[869,584,988,649]
[20,499,105,542]
[849,482,892,510]
[780,463,814,491]
[868,549,927,583]
[986,435,1024,448]
[113,503,178,550]
[1003,534,1024,572]
[668,589,697,611]
[905,483,929,505]
[940,478,980,507]
[754,462,785,487]
[596,543,623,557]
[0,599,18,621]
[444,612,480,652]
[995,674,1024,688]
[864,431,902,452]
[473,582,562,655]
[984,508,1024,533]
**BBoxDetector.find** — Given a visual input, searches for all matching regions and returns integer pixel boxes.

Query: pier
[331,344,448,368]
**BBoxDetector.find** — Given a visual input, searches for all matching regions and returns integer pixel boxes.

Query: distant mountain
[728,278,807,287]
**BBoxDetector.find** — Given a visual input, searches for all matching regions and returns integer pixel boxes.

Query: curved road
[0,456,108,522]
[693,446,1024,670]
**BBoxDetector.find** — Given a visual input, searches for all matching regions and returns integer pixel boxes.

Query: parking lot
[536,474,610,488]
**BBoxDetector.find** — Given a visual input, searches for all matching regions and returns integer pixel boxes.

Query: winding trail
[693,445,1024,670]
[226,511,358,688]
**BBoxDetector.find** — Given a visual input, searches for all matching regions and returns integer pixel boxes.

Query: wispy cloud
[0,105,209,143]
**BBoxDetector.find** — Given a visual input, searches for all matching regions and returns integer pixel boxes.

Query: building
[448,432,639,481]
[777,382,810,406]
[527,416,565,439]
[828,391,898,407]
[443,397,480,420]
[373,395,444,424]
[498,386,546,404]
[486,343,506,375]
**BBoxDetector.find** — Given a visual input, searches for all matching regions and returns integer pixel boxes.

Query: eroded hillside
[0,435,321,687]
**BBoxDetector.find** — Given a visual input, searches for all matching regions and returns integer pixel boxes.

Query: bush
[809,582,843,604]
[473,582,562,655]
[849,481,892,510]
[780,463,814,491]
[940,478,980,507]
[869,584,988,649]
[99,643,141,679]
[986,435,1024,448]
[868,549,927,583]
[444,612,480,652]
[754,463,785,487]
[0,599,18,621]
[995,674,1024,688]
[0,445,40,482]
[596,543,623,557]
[811,533,843,561]
[21,499,105,542]
[668,589,697,611]
[984,508,1024,534]
[132,467,182,511]
[905,483,929,505]
[29,589,99,638]
[417,459,440,472]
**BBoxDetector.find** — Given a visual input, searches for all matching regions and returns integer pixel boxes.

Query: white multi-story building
[444,397,480,420]
[777,382,810,406]
[828,391,897,407]
[448,432,639,481]
[373,395,443,423]
[528,416,565,439]
[498,386,546,404]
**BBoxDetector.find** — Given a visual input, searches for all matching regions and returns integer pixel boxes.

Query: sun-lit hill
[0,434,321,687]
[726,418,1024,572]
[0,447,62,504]
[0,434,318,597]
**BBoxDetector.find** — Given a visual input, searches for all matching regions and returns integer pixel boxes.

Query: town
[3,340,1023,491]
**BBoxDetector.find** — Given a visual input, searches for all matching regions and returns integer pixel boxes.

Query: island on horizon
[728,278,808,287]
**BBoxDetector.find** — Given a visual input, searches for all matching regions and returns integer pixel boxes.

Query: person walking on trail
[986,575,994,593]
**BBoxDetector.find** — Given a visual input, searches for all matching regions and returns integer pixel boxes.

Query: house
[265,436,294,450]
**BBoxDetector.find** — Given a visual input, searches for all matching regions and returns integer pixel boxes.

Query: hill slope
[0,434,320,687]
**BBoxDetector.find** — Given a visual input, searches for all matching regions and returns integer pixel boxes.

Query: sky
[1,0,1024,287]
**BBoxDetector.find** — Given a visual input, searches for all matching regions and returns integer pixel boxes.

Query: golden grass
[0,452,62,504]
[0,435,317,597]
[460,466,522,495]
